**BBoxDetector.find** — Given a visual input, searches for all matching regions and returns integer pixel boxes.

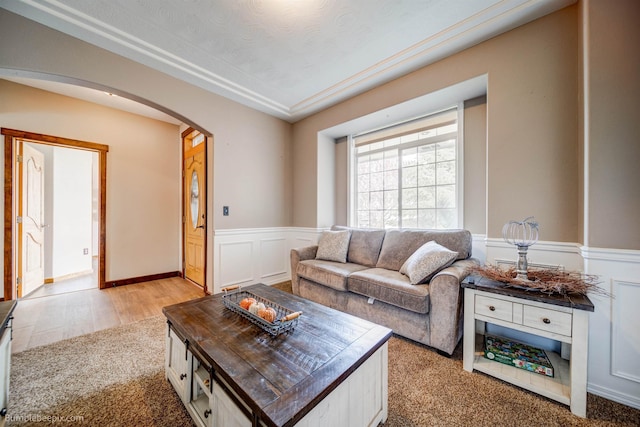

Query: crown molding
[287,0,575,119]
[2,0,292,118]
[2,0,575,123]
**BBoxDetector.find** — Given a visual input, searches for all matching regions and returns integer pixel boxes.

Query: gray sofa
[290,226,477,355]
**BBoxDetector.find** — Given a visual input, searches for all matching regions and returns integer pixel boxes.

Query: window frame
[348,103,464,229]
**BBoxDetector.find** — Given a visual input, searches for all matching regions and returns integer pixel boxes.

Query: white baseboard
[588,383,640,410]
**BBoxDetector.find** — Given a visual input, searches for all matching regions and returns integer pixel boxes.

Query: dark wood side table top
[0,300,16,335]
[163,283,392,427]
[462,275,595,312]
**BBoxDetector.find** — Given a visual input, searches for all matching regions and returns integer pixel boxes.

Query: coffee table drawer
[475,295,512,322]
[523,305,572,336]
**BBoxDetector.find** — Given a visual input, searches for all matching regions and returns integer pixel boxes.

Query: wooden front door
[18,142,45,297]
[183,129,207,290]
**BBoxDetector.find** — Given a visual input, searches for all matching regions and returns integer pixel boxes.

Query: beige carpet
[385,336,639,426]
[8,317,193,426]
[8,315,640,427]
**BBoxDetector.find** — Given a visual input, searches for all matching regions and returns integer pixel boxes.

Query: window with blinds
[352,107,461,229]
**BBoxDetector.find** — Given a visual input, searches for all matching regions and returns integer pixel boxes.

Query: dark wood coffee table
[163,283,392,427]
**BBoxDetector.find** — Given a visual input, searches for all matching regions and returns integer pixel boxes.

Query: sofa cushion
[332,226,386,267]
[348,268,430,314]
[297,259,368,292]
[400,241,458,285]
[376,229,472,271]
[315,230,351,263]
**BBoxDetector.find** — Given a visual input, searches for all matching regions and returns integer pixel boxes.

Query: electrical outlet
[83,248,89,255]
[223,206,229,216]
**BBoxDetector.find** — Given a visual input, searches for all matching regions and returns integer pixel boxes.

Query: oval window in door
[190,170,199,229]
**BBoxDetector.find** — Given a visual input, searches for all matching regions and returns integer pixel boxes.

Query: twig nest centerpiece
[472,264,610,298]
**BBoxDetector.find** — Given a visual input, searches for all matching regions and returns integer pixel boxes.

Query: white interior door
[21,143,45,297]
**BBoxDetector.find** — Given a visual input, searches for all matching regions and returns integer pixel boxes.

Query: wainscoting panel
[213,228,322,294]
[583,246,640,410]
[217,241,254,288]
[471,234,487,264]
[290,228,324,249]
[260,238,287,279]
[611,279,640,383]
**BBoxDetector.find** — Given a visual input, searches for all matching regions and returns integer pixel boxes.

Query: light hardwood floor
[11,277,206,353]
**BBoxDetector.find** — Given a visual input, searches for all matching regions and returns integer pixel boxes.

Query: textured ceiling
[1,0,574,122]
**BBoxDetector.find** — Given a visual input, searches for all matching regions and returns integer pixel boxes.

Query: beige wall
[3,3,636,251]
[463,96,487,235]
[293,6,580,243]
[0,8,292,232]
[317,132,336,228]
[585,0,640,250]
[334,138,349,226]
[0,8,292,291]
[0,80,181,282]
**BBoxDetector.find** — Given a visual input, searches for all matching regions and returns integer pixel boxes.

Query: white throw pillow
[315,230,351,263]
[400,241,458,285]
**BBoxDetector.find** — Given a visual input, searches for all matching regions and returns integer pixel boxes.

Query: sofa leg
[436,349,452,358]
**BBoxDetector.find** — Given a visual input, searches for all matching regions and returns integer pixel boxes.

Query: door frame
[181,127,208,293]
[2,128,109,300]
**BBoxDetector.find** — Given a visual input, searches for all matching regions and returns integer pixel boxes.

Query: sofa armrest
[290,245,318,294]
[428,258,479,355]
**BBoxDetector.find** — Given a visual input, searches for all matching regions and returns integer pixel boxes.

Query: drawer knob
[180,373,187,380]
[542,318,551,324]
[204,409,212,418]
[489,306,496,311]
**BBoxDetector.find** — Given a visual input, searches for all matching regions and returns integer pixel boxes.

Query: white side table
[462,276,594,417]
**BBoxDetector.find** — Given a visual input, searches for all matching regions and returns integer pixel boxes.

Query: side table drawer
[475,295,512,322]
[523,305,572,336]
